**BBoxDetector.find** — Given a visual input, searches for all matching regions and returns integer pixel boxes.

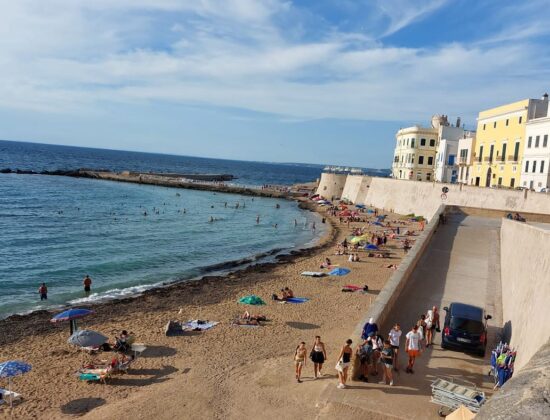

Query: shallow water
[0,174,324,317]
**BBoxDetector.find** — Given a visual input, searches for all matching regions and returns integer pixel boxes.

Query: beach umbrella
[0,360,31,407]
[350,236,366,244]
[68,330,108,348]
[238,295,266,305]
[329,268,351,276]
[445,405,475,420]
[365,244,379,250]
[51,308,94,335]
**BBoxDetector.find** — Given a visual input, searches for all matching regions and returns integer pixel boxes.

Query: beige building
[391,115,449,182]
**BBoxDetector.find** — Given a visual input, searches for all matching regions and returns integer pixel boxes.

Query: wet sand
[0,200,420,419]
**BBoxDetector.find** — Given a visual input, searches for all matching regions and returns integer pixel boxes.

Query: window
[418,156,424,165]
[426,173,431,181]
[483,124,486,130]
[428,156,433,165]
[411,139,415,148]
[498,177,502,185]
[519,116,523,124]
[532,161,537,173]
[528,136,532,148]
[513,142,520,161]
[544,135,548,147]
[489,145,494,162]
[525,160,529,172]
[420,138,426,146]
[540,160,545,173]
[448,155,455,165]
[429,139,436,147]
[479,146,484,162]
[510,178,515,188]
[535,135,540,147]
[506,119,509,126]
[501,144,507,161]
[493,121,497,128]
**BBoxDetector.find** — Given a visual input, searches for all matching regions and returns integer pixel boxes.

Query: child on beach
[294,342,307,383]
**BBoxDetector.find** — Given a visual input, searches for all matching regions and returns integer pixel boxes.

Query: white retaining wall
[500,219,550,371]
[315,173,348,200]
[365,177,550,221]
[341,175,371,204]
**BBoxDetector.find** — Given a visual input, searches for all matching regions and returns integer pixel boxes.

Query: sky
[1,0,550,168]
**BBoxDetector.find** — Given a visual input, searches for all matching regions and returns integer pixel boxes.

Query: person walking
[417,314,427,350]
[426,306,441,347]
[335,339,353,389]
[294,342,307,383]
[379,340,394,386]
[83,275,92,296]
[310,336,327,379]
[388,324,402,371]
[38,283,48,301]
[405,325,422,374]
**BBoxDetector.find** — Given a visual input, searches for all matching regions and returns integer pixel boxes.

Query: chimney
[456,117,461,128]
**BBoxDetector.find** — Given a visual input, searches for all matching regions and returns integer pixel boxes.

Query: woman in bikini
[336,339,353,389]
[294,342,307,383]
[310,336,327,379]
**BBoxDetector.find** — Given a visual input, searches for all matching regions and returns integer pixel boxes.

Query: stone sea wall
[340,174,371,204]
[315,172,348,200]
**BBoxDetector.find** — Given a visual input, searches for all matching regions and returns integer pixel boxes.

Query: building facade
[469,96,548,188]
[521,108,550,191]
[391,115,449,182]
[434,126,467,183]
[457,135,476,184]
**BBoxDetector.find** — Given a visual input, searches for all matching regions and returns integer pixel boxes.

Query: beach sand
[0,201,420,419]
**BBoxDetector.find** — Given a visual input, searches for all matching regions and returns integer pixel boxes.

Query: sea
[0,140,332,318]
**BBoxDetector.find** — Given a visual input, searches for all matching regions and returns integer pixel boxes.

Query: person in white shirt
[405,325,422,374]
[388,324,402,371]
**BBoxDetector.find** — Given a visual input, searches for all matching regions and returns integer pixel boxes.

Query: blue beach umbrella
[0,360,32,407]
[329,267,351,276]
[68,330,108,348]
[51,308,94,335]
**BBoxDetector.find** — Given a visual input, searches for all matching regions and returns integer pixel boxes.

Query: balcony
[507,155,519,163]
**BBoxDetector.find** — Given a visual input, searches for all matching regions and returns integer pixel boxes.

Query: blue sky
[1,0,549,167]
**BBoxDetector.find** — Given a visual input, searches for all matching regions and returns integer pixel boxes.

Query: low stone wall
[350,204,445,378]
[365,177,550,221]
[500,219,550,371]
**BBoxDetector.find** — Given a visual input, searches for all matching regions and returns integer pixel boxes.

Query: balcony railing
[507,155,519,162]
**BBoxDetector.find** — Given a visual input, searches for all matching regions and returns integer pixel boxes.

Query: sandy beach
[0,199,420,419]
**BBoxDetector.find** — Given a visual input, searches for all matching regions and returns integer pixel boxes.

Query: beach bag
[335,359,344,372]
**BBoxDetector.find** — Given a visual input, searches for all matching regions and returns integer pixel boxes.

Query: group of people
[272,287,294,301]
[37,275,93,301]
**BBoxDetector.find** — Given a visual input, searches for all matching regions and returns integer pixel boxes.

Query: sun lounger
[0,389,22,405]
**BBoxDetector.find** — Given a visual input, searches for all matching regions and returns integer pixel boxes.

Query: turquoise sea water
[0,174,323,318]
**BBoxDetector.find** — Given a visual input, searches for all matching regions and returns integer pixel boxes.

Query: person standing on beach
[256,215,260,224]
[405,325,422,373]
[38,283,48,301]
[294,342,307,383]
[335,339,353,389]
[310,336,327,379]
[388,324,402,371]
[83,275,92,296]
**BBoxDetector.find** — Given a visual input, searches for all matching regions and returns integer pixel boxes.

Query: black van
[441,302,492,356]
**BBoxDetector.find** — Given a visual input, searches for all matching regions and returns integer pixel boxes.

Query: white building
[520,107,550,192]
[457,135,476,184]
[434,125,466,183]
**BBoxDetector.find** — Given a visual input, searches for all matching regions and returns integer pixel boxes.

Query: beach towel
[365,244,379,250]
[238,295,266,305]
[343,285,363,290]
[373,222,383,226]
[301,271,326,277]
[183,320,219,331]
[329,267,350,276]
[285,297,309,304]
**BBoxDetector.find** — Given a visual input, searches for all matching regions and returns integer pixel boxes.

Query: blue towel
[286,297,309,303]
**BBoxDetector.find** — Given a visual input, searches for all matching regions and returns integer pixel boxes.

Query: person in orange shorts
[405,325,422,373]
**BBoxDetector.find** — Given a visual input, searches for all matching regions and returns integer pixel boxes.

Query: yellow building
[469,95,549,188]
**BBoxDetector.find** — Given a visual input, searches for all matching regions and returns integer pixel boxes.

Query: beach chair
[0,389,22,405]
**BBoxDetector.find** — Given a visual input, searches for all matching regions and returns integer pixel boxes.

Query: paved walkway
[318,214,503,419]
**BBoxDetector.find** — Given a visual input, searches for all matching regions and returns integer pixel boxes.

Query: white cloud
[0,0,549,124]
